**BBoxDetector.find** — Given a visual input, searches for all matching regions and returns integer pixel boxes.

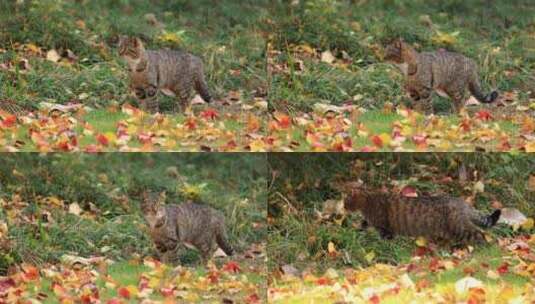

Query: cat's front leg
[414,87,433,115]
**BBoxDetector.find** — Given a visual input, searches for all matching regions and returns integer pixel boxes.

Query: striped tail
[195,74,212,103]
[475,209,501,228]
[216,231,234,256]
[469,77,498,104]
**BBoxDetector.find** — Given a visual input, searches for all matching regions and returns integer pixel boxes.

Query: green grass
[0,0,269,109]
[267,0,535,112]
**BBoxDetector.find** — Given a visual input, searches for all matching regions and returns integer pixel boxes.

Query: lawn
[267,153,535,303]
[266,0,535,152]
[0,0,270,152]
[0,153,267,303]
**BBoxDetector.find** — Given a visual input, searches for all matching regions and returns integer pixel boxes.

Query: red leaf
[359,146,378,152]
[371,135,383,148]
[222,261,241,273]
[1,115,17,128]
[497,262,509,274]
[475,110,492,121]
[106,299,122,304]
[137,132,153,144]
[160,287,174,297]
[412,135,427,146]
[118,287,130,299]
[246,293,261,304]
[200,108,219,120]
[96,134,109,146]
[369,294,381,304]
[401,186,418,197]
[0,278,16,293]
[413,246,428,257]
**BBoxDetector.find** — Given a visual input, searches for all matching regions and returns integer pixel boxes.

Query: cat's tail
[216,229,234,256]
[195,72,212,103]
[469,77,498,104]
[473,209,501,228]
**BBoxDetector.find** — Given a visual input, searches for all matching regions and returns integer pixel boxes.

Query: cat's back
[420,50,476,84]
[387,194,461,236]
[147,49,199,67]
[166,202,224,224]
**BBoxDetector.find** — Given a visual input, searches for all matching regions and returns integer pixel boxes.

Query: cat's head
[141,190,167,228]
[384,38,407,63]
[118,36,147,69]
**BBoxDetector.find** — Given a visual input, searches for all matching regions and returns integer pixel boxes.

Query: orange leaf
[273,112,291,129]
[22,264,39,281]
[1,114,17,128]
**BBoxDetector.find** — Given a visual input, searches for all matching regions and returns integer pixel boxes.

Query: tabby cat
[384,38,498,114]
[141,191,233,264]
[343,187,501,245]
[118,36,212,113]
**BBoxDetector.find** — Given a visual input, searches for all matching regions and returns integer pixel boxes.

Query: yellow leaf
[327,241,336,254]
[364,251,375,263]
[126,285,139,298]
[528,175,535,191]
[415,236,427,247]
[432,30,460,45]
[525,141,535,152]
[0,221,7,239]
[157,30,186,44]
[521,218,534,230]
[379,133,391,147]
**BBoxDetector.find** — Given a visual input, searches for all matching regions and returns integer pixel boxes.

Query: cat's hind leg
[173,85,191,114]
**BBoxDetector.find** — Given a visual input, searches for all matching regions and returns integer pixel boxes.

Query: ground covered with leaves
[268,153,535,303]
[266,0,535,152]
[0,154,268,303]
[269,234,535,303]
[0,0,269,152]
